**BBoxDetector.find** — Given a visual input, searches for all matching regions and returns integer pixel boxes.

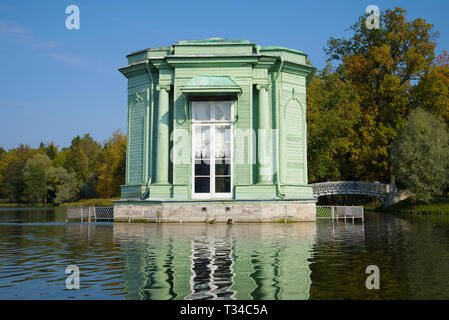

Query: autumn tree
[1,130,126,204]
[0,144,37,202]
[0,148,5,199]
[54,133,102,198]
[413,50,449,123]
[325,7,437,181]
[307,64,361,182]
[95,130,126,198]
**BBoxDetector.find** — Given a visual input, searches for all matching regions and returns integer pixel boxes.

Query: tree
[325,7,437,181]
[38,142,59,160]
[0,144,36,202]
[0,147,5,199]
[54,133,102,198]
[95,130,126,198]
[22,154,53,205]
[307,64,361,182]
[390,108,449,202]
[413,50,449,124]
[48,167,77,204]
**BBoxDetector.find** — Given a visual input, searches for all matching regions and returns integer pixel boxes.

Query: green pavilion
[114,38,317,222]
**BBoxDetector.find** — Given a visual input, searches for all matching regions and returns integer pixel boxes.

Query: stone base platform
[113,200,316,223]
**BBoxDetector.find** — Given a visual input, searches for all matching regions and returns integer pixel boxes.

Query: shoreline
[3,197,449,215]
[0,198,117,208]
[372,197,449,215]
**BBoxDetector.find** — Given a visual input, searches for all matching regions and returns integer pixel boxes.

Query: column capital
[156,84,171,92]
[256,83,270,92]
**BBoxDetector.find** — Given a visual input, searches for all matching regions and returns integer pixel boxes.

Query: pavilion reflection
[113,222,316,300]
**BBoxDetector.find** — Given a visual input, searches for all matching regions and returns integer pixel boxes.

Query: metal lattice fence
[316,206,332,218]
[66,207,114,223]
[316,205,364,222]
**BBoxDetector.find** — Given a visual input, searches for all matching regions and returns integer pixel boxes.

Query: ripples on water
[1,208,449,299]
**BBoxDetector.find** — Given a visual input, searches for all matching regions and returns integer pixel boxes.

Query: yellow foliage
[95,130,126,198]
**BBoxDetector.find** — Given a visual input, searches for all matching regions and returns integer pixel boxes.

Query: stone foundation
[113,200,316,223]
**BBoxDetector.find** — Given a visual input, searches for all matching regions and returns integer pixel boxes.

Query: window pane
[194,126,210,159]
[194,144,210,160]
[214,126,231,158]
[193,102,211,121]
[215,125,224,145]
[201,126,210,143]
[224,143,231,158]
[195,177,210,193]
[193,126,210,144]
[214,102,231,120]
[215,163,230,176]
[224,126,231,142]
[195,160,210,176]
[215,177,231,193]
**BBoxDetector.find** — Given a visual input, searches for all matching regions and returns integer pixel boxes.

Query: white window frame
[191,101,234,200]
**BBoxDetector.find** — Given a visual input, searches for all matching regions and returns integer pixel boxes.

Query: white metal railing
[66,206,114,223]
[316,205,364,223]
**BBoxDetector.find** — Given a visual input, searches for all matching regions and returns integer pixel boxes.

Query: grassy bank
[0,198,119,208]
[59,198,119,207]
[375,197,449,214]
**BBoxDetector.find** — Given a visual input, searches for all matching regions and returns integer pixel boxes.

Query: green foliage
[391,108,449,202]
[48,167,77,204]
[60,198,117,207]
[377,197,449,214]
[23,154,52,204]
[39,142,58,160]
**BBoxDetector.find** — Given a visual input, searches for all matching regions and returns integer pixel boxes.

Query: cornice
[254,56,277,69]
[281,61,316,83]
[119,61,147,78]
[166,54,260,67]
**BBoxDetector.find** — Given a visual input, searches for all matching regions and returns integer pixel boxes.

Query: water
[1,208,449,299]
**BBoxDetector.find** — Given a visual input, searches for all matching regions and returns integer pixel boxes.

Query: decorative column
[256,84,272,183]
[154,84,170,184]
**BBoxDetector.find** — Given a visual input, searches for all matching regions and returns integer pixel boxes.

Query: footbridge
[311,181,408,207]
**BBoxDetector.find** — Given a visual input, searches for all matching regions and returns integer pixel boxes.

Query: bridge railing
[312,181,399,201]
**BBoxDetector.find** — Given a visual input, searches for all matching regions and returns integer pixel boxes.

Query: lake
[1,207,449,299]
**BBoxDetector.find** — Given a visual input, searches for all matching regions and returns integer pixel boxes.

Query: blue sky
[1,0,448,150]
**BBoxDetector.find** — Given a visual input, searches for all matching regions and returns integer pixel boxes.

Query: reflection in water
[186,234,234,300]
[4,208,449,299]
[113,223,316,300]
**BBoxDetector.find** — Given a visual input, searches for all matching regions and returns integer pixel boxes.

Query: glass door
[214,124,231,196]
[192,101,233,199]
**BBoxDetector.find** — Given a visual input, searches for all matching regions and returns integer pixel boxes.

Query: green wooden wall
[119,39,316,201]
